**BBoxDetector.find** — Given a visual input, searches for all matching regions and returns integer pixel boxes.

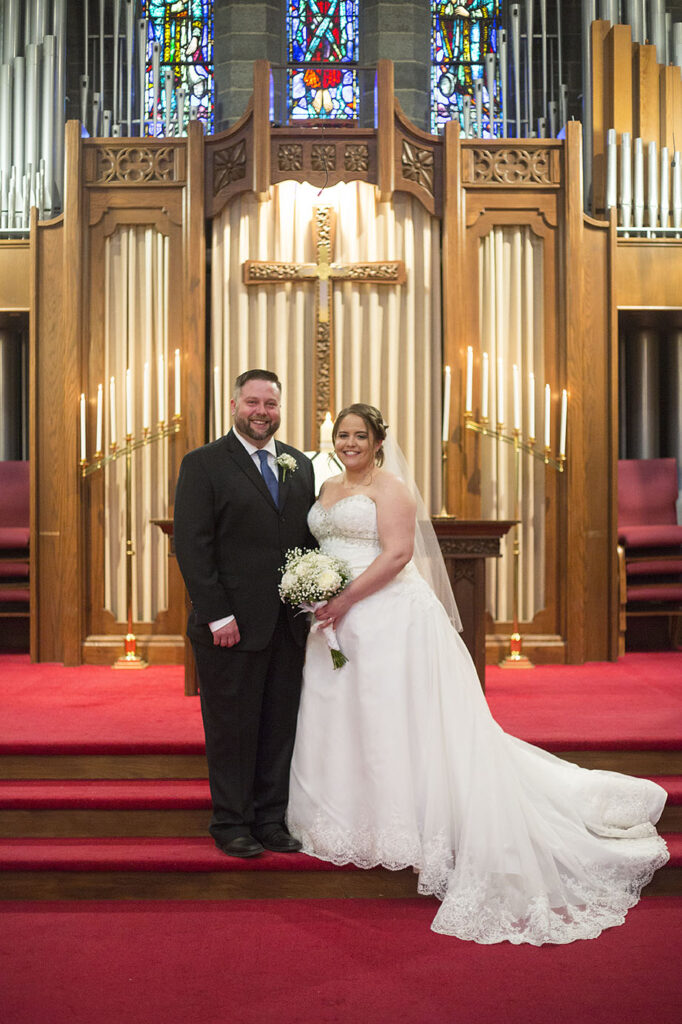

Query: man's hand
[212,619,241,648]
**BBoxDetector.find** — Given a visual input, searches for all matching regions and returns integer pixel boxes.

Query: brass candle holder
[464,411,565,669]
[434,440,455,518]
[80,415,182,669]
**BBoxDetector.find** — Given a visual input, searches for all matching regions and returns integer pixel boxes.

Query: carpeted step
[0,837,419,900]
[1,776,680,838]
[0,780,212,838]
[0,836,679,902]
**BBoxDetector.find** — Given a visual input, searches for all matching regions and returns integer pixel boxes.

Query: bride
[287,403,669,945]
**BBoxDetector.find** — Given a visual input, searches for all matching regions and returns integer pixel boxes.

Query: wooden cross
[243,205,406,439]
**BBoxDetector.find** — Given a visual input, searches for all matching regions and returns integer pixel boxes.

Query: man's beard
[234,413,280,442]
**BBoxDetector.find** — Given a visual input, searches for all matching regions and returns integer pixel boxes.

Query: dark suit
[173,429,316,841]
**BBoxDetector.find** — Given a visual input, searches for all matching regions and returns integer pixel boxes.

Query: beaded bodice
[308,494,382,578]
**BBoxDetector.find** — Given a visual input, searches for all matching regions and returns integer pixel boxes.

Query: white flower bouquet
[279,548,351,669]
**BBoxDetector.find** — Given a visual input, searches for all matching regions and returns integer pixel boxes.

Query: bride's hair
[332,404,388,466]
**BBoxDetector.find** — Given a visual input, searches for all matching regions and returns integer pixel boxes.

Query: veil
[382,434,463,633]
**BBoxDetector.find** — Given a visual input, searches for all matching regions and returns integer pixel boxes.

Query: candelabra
[464,411,566,668]
[80,416,181,669]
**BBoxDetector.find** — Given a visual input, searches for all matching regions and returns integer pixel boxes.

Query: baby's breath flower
[275,453,298,480]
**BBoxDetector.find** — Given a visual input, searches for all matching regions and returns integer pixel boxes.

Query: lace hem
[288,813,670,945]
[431,838,670,945]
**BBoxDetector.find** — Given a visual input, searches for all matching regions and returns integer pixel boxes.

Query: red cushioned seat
[0,588,29,602]
[0,527,30,548]
[0,562,29,579]
[627,583,682,602]
[0,564,29,580]
[618,458,679,527]
[0,462,29,552]
[617,459,682,650]
[0,463,30,618]
[625,557,682,576]
[618,524,682,547]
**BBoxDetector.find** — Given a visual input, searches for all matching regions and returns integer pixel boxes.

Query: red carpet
[1,651,681,753]
[1,898,681,1024]
[0,655,202,753]
[486,652,682,749]
[0,834,680,874]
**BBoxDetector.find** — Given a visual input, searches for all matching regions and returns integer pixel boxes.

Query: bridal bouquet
[279,548,351,669]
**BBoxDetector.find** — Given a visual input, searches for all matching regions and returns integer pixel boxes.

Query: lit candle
[109,376,116,446]
[442,365,451,441]
[214,365,222,437]
[497,357,504,426]
[465,346,473,415]
[559,388,568,457]
[481,352,489,420]
[143,362,151,430]
[319,411,334,452]
[125,367,133,437]
[528,372,535,440]
[544,384,551,449]
[157,354,165,424]
[174,348,181,416]
[512,363,521,431]
[80,392,87,461]
[95,383,103,454]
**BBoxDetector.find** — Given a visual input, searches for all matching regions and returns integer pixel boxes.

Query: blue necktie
[256,449,279,506]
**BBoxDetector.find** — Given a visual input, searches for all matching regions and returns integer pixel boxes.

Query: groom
[173,369,316,857]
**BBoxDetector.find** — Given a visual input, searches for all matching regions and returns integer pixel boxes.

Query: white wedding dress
[287,494,670,945]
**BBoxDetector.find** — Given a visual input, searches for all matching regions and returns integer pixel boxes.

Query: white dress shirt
[209,429,278,633]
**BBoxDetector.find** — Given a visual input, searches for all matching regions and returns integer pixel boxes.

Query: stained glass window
[287,1,359,120]
[431,1,500,136]
[142,0,214,136]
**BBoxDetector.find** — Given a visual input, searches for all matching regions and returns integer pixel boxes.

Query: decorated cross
[243,205,406,439]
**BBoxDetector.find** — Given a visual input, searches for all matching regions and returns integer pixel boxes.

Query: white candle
[512,364,521,431]
[544,384,551,449]
[174,348,181,416]
[442,365,451,441]
[95,383,103,453]
[125,367,133,437]
[528,372,535,440]
[80,392,87,461]
[481,353,489,420]
[143,362,151,430]
[496,357,504,426]
[109,376,116,446]
[214,365,222,437]
[319,411,334,452]
[465,346,473,415]
[559,389,568,456]
[157,354,165,424]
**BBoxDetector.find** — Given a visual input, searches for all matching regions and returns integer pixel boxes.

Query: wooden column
[252,59,271,201]
[376,59,395,203]
[591,20,612,214]
[633,43,660,144]
[441,119,466,517]
[564,120,586,663]
[185,121,206,457]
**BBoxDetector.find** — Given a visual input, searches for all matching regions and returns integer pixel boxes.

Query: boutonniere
[275,453,298,481]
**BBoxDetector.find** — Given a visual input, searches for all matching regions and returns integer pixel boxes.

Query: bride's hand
[316,592,352,628]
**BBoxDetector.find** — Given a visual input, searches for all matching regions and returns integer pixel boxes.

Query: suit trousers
[191,606,305,841]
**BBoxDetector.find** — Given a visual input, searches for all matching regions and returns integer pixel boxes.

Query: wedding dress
[287,493,669,945]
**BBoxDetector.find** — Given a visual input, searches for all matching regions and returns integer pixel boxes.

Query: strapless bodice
[308,494,382,577]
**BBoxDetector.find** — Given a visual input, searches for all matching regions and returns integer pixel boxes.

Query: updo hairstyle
[332,403,388,467]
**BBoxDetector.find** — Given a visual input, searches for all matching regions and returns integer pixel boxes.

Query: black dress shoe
[254,826,302,853]
[214,834,264,858]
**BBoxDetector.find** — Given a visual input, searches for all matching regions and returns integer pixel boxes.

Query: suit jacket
[173,429,317,651]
